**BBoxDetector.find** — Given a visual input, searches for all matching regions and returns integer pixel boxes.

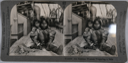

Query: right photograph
[64,1,117,56]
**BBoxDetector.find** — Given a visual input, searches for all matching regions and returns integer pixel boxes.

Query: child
[83,21,96,49]
[30,20,41,49]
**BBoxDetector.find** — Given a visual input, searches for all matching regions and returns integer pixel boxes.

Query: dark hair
[40,16,45,21]
[93,18,102,30]
[40,18,49,29]
[87,20,93,27]
[40,16,49,25]
[33,19,40,28]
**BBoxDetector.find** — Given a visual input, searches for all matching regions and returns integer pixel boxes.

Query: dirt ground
[10,27,117,56]
[64,33,118,56]
[10,28,64,56]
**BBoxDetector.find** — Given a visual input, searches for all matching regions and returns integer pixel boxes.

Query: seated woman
[91,18,116,55]
[38,17,63,55]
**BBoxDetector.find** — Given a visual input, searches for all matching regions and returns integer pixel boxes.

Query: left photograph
[10,1,64,56]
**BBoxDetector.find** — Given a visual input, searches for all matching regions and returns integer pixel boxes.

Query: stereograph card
[0,0,128,62]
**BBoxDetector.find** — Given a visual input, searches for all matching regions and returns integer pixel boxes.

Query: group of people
[29,17,63,55]
[77,18,116,55]
[67,4,116,55]
[17,4,63,55]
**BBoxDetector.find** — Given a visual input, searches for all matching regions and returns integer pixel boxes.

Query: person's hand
[101,42,106,46]
[93,41,98,46]
[90,43,94,46]
[37,43,40,46]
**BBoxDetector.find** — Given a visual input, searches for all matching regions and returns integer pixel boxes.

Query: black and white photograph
[1,0,128,62]
[10,1,64,56]
[64,1,117,56]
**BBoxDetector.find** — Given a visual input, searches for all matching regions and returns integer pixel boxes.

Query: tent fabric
[35,4,63,18]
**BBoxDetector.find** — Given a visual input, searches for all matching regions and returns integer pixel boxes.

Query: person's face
[94,21,100,29]
[41,20,48,29]
[35,21,40,27]
[88,22,93,28]
[85,28,89,32]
